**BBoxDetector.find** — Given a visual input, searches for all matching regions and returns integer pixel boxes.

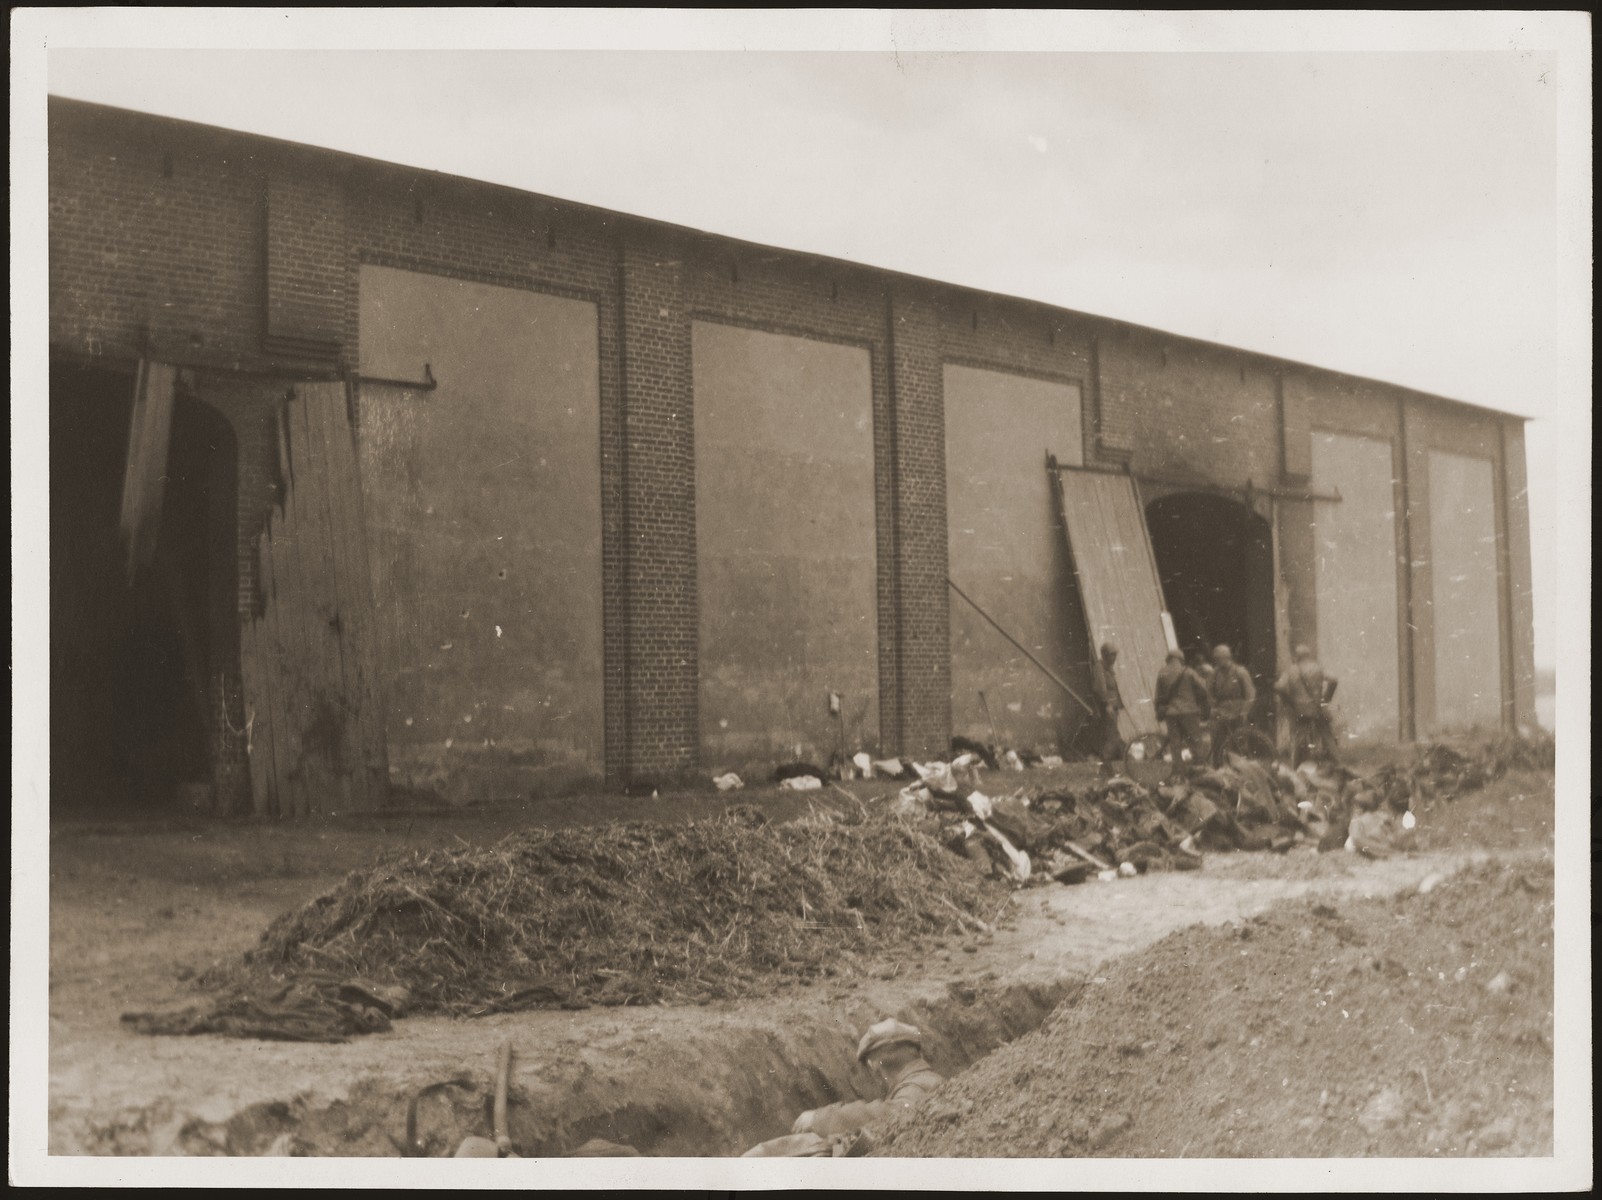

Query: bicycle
[1219,724,1278,764]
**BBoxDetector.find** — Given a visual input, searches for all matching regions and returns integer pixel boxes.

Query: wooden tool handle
[494,1040,513,1157]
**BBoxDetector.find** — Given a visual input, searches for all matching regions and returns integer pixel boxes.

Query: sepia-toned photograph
[11,9,1591,1191]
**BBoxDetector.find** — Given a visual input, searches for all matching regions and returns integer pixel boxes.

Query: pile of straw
[228,805,1004,1014]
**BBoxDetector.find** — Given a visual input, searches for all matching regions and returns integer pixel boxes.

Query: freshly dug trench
[873,856,1555,1157]
[99,974,1075,1157]
[57,842,1538,1157]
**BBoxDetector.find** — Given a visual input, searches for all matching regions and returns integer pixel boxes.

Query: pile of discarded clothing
[1384,732,1555,803]
[886,752,1206,886]
[893,743,1444,884]
[711,738,1070,794]
[122,973,411,1043]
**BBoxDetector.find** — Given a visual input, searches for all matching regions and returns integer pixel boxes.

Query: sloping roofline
[46,95,1532,423]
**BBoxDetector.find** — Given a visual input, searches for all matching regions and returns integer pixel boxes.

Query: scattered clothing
[1347,809,1416,859]
[951,736,1000,770]
[122,975,409,1043]
[773,762,829,784]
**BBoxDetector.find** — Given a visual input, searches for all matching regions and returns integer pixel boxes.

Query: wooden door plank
[238,598,273,816]
[297,384,356,816]
[305,384,357,813]
[271,398,315,818]
[282,389,321,816]
[1054,468,1167,735]
[257,521,297,818]
[309,383,373,812]
[329,383,390,807]
[289,387,333,815]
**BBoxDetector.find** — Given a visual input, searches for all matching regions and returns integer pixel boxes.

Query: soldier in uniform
[742,1019,944,1157]
[1089,641,1127,773]
[1276,644,1340,765]
[1207,644,1257,766]
[1154,649,1211,763]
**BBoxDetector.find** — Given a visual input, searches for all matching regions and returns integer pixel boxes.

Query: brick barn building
[46,97,1538,816]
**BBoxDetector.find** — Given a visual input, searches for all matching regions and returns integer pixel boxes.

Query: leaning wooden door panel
[1053,468,1169,735]
[238,380,389,815]
[311,382,390,806]
[288,389,352,814]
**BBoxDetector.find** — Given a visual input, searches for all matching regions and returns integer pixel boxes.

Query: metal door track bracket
[353,362,437,391]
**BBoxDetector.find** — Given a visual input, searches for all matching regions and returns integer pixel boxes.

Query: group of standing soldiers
[1088,640,1339,771]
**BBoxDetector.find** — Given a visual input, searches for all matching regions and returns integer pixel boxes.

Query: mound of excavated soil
[218,806,1006,1017]
[874,856,1553,1158]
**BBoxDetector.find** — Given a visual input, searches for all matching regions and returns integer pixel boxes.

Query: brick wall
[265,174,345,355]
[885,288,952,757]
[1096,323,1283,486]
[48,112,265,365]
[338,162,629,776]
[617,234,699,777]
[47,98,1535,792]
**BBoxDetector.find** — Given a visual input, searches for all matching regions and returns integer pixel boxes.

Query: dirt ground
[874,855,1554,1158]
[44,761,1556,1158]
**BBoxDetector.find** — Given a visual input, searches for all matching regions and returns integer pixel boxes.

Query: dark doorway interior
[1145,492,1277,722]
[50,361,237,814]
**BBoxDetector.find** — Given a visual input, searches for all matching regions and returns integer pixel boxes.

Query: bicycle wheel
[1222,726,1278,764]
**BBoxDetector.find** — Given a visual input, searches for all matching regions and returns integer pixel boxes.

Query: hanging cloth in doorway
[118,359,179,586]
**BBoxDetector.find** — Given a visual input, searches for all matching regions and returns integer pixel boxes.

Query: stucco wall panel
[357,266,604,791]
[944,365,1085,752]
[1427,449,1503,731]
[692,321,878,766]
[1310,431,1402,740]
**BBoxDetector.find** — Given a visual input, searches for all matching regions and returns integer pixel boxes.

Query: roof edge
[46,94,1533,424]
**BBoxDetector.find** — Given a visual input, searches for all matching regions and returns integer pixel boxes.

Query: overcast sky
[27,16,1593,671]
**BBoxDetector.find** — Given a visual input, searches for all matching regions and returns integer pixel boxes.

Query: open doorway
[50,360,238,816]
[1145,492,1277,724]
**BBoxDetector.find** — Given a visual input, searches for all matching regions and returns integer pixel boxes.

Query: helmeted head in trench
[1099,642,1119,664]
[856,1018,923,1074]
[1166,650,1184,665]
[1213,644,1234,664]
